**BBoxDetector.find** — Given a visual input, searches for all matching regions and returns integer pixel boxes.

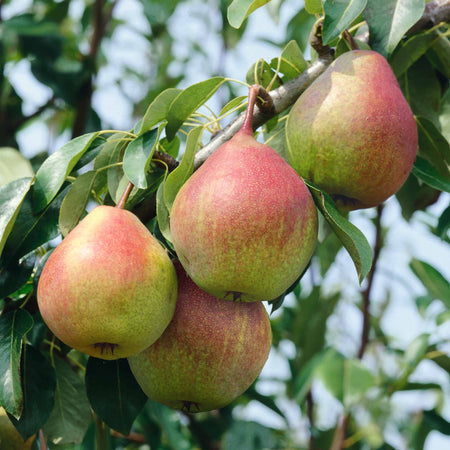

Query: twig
[358,204,384,358]
[306,390,315,450]
[330,205,384,449]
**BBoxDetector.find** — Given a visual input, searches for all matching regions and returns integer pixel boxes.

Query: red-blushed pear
[286,50,418,211]
[37,200,177,360]
[169,85,318,302]
[0,407,35,450]
[128,262,272,413]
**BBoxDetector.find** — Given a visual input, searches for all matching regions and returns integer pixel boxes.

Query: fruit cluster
[37,50,417,413]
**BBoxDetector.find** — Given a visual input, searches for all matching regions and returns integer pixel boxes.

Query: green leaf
[139,88,182,134]
[123,128,161,189]
[0,148,34,187]
[314,349,376,408]
[423,410,450,435]
[158,136,180,159]
[437,204,450,240]
[305,0,323,15]
[43,356,92,445]
[0,310,33,418]
[322,0,367,45]
[0,177,33,259]
[270,40,307,79]
[227,0,271,29]
[219,96,247,117]
[223,420,276,450]
[412,157,450,193]
[8,345,56,440]
[165,77,225,141]
[33,132,101,212]
[156,182,172,245]
[391,32,440,78]
[416,116,450,179]
[410,259,450,308]
[305,181,372,283]
[1,186,69,267]
[163,126,203,212]
[85,358,147,435]
[364,0,425,57]
[0,254,36,299]
[58,172,96,237]
[246,59,280,89]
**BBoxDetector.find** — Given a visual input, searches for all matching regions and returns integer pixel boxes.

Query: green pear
[37,205,177,360]
[128,262,272,412]
[169,85,318,302]
[0,408,35,450]
[286,50,418,210]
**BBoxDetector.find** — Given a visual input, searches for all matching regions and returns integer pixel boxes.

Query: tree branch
[72,0,118,138]
[193,54,333,168]
[407,0,450,35]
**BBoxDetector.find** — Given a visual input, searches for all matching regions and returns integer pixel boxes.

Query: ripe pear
[0,408,35,450]
[128,262,272,412]
[286,50,418,210]
[37,205,177,360]
[170,85,318,302]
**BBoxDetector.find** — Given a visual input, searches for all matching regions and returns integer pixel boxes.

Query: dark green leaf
[58,172,96,237]
[416,116,450,178]
[412,157,450,193]
[400,60,442,128]
[123,128,160,189]
[163,126,203,212]
[227,0,271,29]
[85,358,147,435]
[0,178,33,260]
[437,204,450,240]
[166,77,225,140]
[391,32,439,78]
[33,132,100,212]
[1,186,69,267]
[223,420,276,450]
[9,345,56,439]
[306,181,372,283]
[410,259,450,307]
[0,254,36,299]
[158,136,180,159]
[43,356,91,445]
[364,0,425,56]
[322,0,367,45]
[0,310,33,418]
[423,410,450,435]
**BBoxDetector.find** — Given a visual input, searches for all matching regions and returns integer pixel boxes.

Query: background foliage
[0,0,449,449]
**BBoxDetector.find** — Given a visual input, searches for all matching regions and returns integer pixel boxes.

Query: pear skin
[170,86,318,301]
[286,50,418,210]
[128,262,272,412]
[38,205,177,360]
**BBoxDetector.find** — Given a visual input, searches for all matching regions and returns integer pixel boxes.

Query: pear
[128,261,272,413]
[286,50,418,210]
[37,205,177,360]
[170,85,318,302]
[0,408,35,450]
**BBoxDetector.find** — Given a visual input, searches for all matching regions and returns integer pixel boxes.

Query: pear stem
[241,84,261,135]
[116,181,134,209]
[342,29,360,50]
